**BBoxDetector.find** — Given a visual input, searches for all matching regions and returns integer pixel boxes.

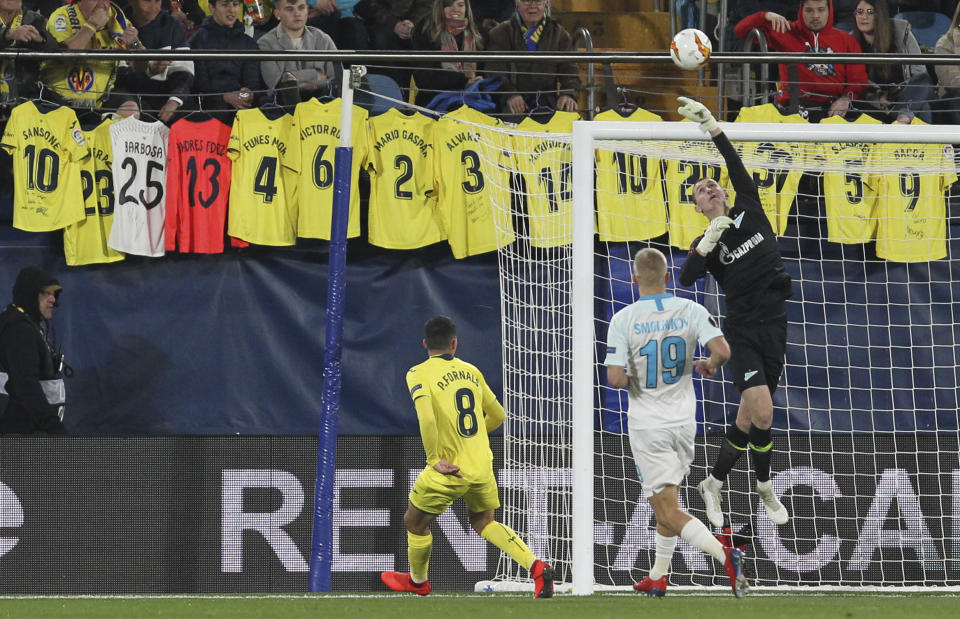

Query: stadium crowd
[0,0,959,123]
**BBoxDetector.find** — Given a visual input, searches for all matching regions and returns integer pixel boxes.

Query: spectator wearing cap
[0,266,69,435]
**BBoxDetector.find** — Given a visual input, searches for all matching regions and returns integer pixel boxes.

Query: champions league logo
[67,66,95,94]
[803,42,836,77]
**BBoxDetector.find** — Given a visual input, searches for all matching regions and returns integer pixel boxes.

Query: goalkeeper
[676,96,792,529]
[381,315,554,598]
[605,248,746,598]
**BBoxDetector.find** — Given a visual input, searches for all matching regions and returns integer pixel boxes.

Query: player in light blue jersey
[605,248,746,598]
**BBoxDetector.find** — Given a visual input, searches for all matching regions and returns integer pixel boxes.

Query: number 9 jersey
[406,353,501,482]
[1,102,88,232]
[604,293,724,430]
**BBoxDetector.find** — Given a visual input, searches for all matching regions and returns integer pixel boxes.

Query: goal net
[455,110,960,594]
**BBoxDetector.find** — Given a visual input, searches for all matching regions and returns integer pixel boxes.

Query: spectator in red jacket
[734,0,868,122]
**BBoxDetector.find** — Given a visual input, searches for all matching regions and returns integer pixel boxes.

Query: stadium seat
[355,74,404,116]
[894,11,952,50]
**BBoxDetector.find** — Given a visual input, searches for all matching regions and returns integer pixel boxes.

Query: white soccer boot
[756,480,789,525]
[698,475,724,528]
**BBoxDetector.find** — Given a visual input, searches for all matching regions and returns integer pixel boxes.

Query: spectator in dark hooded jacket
[189,0,263,119]
[0,266,68,435]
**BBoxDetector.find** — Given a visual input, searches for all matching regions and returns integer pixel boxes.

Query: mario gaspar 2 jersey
[679,132,792,325]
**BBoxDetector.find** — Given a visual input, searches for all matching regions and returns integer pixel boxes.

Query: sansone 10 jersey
[107,117,170,257]
[64,118,124,265]
[1,102,88,232]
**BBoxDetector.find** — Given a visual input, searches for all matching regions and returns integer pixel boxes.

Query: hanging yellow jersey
[227,109,299,246]
[64,119,124,266]
[874,119,956,262]
[514,111,579,248]
[734,103,807,235]
[365,108,443,249]
[594,108,667,242]
[433,105,515,258]
[1,102,88,232]
[664,131,727,249]
[289,98,369,240]
[819,114,883,244]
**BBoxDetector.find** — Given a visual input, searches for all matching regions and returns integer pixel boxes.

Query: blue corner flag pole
[309,67,361,593]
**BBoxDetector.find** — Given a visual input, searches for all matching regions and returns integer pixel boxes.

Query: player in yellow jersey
[381,316,554,598]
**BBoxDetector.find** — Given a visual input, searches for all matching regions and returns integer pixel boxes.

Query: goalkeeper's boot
[530,559,554,598]
[633,574,668,597]
[723,548,748,599]
[698,476,724,528]
[716,522,753,554]
[380,571,432,596]
[756,480,789,525]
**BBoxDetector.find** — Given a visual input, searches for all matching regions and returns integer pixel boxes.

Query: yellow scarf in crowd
[0,11,23,96]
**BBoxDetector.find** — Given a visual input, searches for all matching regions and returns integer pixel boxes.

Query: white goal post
[569,120,960,595]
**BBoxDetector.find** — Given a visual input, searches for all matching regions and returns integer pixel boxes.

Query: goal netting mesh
[449,107,960,592]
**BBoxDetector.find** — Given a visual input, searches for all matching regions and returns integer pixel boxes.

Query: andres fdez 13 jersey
[1,102,88,232]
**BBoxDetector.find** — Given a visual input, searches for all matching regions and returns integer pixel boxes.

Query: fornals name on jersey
[719,231,764,265]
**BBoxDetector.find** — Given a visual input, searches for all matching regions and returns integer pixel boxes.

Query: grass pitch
[0,592,957,619]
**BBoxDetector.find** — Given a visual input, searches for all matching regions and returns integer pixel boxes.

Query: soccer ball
[670,28,712,71]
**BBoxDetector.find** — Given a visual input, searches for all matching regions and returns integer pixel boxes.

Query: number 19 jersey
[604,293,723,430]
[1,102,88,232]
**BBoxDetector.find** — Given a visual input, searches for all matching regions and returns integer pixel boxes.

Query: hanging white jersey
[107,117,170,257]
[604,293,723,430]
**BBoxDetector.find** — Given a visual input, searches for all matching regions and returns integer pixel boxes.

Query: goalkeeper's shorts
[627,421,695,498]
[725,318,787,394]
[409,466,501,515]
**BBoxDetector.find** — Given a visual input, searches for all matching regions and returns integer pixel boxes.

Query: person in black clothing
[121,0,195,122]
[675,96,792,530]
[189,0,263,119]
[0,0,60,103]
[0,266,68,435]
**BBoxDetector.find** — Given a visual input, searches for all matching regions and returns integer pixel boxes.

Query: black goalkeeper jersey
[678,132,793,325]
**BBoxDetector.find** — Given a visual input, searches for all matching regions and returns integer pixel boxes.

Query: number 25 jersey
[107,117,170,257]
[366,109,444,249]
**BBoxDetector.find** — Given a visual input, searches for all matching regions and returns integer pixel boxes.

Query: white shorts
[628,422,696,498]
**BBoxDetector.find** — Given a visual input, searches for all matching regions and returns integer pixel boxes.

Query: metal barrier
[570,26,597,119]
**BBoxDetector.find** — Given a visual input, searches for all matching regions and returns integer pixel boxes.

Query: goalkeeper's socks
[407,530,433,583]
[481,521,536,570]
[711,425,750,481]
[680,518,725,563]
[749,425,773,483]
[649,533,677,580]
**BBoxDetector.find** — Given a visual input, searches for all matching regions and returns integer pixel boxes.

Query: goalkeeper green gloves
[697,216,733,254]
[677,96,719,133]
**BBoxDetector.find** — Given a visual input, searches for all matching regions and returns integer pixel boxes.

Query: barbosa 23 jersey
[1,102,88,232]
[64,118,124,266]
[107,117,170,257]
